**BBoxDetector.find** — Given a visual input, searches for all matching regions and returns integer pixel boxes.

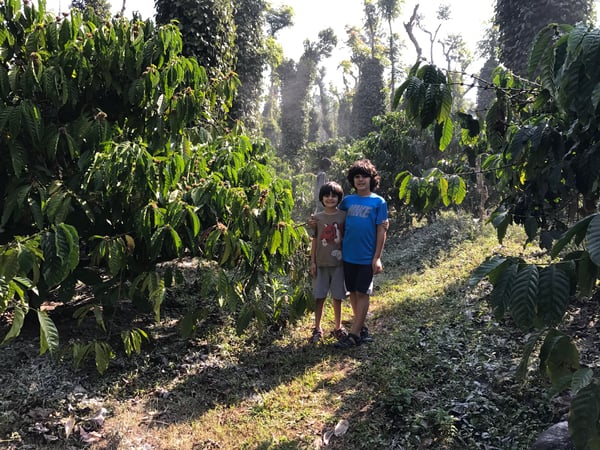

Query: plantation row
[1,1,600,447]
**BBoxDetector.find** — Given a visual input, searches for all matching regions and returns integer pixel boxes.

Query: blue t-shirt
[339,193,388,265]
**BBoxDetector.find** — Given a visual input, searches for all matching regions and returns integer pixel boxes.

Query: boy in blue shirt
[335,159,388,348]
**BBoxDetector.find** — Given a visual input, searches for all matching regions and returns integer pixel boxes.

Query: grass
[84,212,558,450]
[1,211,564,449]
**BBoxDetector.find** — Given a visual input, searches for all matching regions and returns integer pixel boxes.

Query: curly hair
[347,159,380,191]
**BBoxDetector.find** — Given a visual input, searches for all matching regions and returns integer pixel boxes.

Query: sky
[42,0,494,88]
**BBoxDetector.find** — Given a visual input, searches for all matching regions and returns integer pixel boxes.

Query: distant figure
[314,157,332,214]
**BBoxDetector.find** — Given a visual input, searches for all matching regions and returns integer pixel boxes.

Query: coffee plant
[395,23,600,450]
[0,0,309,373]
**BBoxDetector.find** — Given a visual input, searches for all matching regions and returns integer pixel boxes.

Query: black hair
[347,159,380,191]
[318,157,332,171]
[319,181,344,205]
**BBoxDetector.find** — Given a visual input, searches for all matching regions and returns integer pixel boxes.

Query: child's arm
[310,236,318,277]
[373,220,389,274]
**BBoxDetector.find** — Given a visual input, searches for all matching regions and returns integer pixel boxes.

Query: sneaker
[334,333,362,349]
[310,328,323,344]
[360,326,374,343]
[331,327,348,340]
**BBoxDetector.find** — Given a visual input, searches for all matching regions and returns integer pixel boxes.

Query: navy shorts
[343,262,373,295]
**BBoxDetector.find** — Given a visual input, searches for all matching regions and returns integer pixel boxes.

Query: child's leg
[310,297,326,343]
[314,297,326,331]
[332,298,343,330]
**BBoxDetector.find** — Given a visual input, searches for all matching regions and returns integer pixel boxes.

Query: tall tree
[70,0,111,19]
[154,0,236,79]
[363,0,381,58]
[378,0,403,104]
[347,1,387,138]
[315,68,335,140]
[476,24,501,112]
[278,28,336,159]
[260,5,293,149]
[495,0,593,76]
[350,57,386,138]
[229,0,269,133]
[403,4,423,64]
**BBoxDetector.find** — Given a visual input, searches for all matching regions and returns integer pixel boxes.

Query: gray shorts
[313,265,346,300]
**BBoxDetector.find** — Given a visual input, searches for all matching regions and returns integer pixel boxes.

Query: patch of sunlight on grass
[166,346,358,448]
[378,219,545,307]
[184,372,341,447]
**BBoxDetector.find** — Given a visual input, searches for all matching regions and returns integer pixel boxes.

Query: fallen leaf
[90,408,108,427]
[334,419,349,436]
[79,428,102,444]
[64,416,76,439]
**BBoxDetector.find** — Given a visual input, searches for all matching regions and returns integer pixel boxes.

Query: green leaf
[569,381,600,450]
[56,223,79,271]
[236,303,254,334]
[396,170,412,201]
[45,190,71,225]
[178,308,208,338]
[490,208,513,244]
[148,274,166,322]
[1,304,28,345]
[447,175,466,205]
[150,227,166,259]
[9,142,27,177]
[121,328,149,356]
[107,239,126,276]
[457,112,481,138]
[269,228,282,255]
[404,76,424,119]
[72,342,93,369]
[421,84,437,128]
[515,331,543,383]
[509,265,538,329]
[94,341,115,374]
[528,23,558,79]
[186,205,201,236]
[438,118,453,151]
[392,79,409,109]
[37,309,60,355]
[571,368,594,395]
[490,262,518,320]
[468,255,507,287]
[537,265,571,326]
[577,252,599,297]
[539,329,579,386]
[586,214,600,266]
[551,214,595,258]
[524,216,538,244]
[168,227,183,254]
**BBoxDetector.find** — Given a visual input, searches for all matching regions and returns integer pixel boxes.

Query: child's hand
[310,261,317,277]
[307,215,317,229]
[373,258,383,274]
